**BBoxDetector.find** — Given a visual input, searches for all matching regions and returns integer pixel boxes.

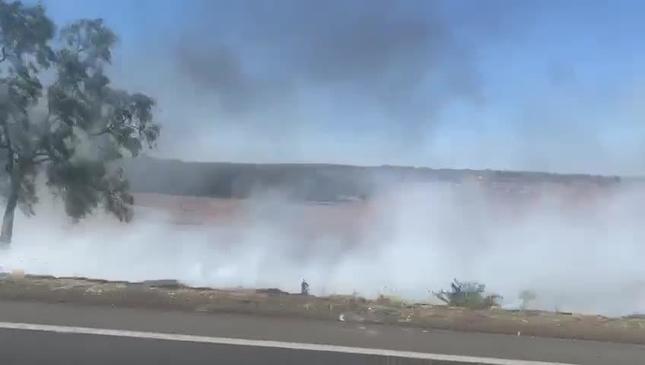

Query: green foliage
[519,290,537,310]
[434,279,502,309]
[0,1,159,240]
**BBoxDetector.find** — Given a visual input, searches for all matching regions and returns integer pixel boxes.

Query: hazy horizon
[132,154,640,178]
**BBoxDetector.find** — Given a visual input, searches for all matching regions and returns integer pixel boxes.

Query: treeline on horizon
[121,157,622,202]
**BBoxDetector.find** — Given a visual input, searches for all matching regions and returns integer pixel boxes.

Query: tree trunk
[0,175,18,246]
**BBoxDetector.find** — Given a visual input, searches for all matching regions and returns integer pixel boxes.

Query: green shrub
[434,279,501,309]
[519,290,537,310]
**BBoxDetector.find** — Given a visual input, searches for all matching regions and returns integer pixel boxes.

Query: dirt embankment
[1,275,643,345]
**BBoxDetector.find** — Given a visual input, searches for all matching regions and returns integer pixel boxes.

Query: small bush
[434,279,501,309]
[376,294,406,307]
[519,290,537,310]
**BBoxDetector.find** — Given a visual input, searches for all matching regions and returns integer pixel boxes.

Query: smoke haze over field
[2,179,645,316]
[3,0,645,316]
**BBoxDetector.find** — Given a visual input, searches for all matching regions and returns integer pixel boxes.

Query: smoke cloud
[41,0,645,174]
[174,0,481,118]
[5,0,643,318]
[2,180,645,316]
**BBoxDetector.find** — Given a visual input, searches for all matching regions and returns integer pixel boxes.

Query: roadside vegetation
[519,289,537,310]
[434,279,502,309]
[1,274,644,345]
[0,0,159,245]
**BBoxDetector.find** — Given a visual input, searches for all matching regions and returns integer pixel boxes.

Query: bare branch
[0,47,6,63]
[33,157,51,164]
[89,127,111,136]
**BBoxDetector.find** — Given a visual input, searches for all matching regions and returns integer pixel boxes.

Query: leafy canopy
[0,1,159,223]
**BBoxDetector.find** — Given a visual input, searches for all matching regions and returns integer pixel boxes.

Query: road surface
[0,300,643,364]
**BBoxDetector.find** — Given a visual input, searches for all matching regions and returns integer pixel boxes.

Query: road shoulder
[0,275,643,346]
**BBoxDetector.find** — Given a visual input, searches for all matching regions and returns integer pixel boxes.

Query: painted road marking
[0,321,576,365]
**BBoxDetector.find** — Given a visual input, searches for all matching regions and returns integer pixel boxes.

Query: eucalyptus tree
[0,1,159,245]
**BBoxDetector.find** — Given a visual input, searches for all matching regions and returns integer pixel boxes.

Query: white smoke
[1,180,645,317]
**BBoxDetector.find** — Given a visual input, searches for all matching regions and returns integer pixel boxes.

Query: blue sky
[41,0,645,175]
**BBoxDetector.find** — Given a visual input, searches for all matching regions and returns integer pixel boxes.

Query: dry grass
[1,275,643,345]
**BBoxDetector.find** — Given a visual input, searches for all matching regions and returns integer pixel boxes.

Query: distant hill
[121,157,622,202]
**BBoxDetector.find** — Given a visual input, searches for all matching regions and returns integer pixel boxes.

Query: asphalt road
[0,300,643,365]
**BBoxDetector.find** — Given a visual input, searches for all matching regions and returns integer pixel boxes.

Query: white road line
[0,321,575,365]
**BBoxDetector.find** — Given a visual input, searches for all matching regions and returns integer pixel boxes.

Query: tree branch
[33,157,51,164]
[89,127,111,136]
[0,47,6,63]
